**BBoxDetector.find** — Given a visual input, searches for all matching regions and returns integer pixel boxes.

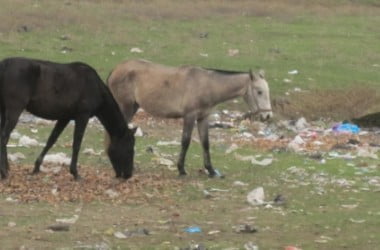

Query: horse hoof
[31,169,40,175]
[208,169,225,179]
[178,172,187,178]
[73,175,82,181]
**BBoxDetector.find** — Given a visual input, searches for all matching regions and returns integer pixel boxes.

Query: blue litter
[333,123,360,134]
[184,226,202,233]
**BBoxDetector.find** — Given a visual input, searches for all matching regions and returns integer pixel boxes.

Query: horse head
[107,127,136,179]
[244,69,273,121]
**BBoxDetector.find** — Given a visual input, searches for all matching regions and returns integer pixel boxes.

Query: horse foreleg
[177,116,195,176]
[33,119,69,174]
[0,109,21,179]
[70,117,89,180]
[197,116,217,177]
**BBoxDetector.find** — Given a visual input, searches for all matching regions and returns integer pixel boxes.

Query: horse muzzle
[260,111,273,121]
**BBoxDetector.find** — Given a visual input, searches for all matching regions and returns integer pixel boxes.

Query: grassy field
[0,0,380,249]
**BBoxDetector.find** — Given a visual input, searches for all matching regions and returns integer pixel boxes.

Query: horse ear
[259,69,265,78]
[249,69,255,81]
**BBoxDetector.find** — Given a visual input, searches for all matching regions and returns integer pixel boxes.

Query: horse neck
[206,72,248,103]
[96,87,127,138]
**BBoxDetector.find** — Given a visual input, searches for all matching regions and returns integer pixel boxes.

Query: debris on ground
[234,224,258,234]
[47,223,70,232]
[247,187,265,206]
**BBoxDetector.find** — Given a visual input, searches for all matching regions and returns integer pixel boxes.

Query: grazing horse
[107,59,272,177]
[0,57,135,180]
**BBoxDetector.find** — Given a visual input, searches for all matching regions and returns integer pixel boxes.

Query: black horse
[0,57,135,180]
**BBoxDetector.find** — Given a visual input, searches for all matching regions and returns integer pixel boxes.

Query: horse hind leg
[177,115,196,176]
[0,107,23,179]
[70,116,89,180]
[197,116,218,177]
[33,119,70,174]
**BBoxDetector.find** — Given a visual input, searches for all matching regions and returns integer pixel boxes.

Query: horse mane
[204,68,248,75]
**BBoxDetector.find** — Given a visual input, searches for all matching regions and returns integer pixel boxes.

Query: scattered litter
[8,221,16,227]
[83,148,102,156]
[156,157,175,167]
[207,230,220,235]
[349,218,366,224]
[104,189,119,199]
[114,231,127,239]
[273,194,286,206]
[287,135,305,152]
[288,70,299,75]
[247,187,265,206]
[56,214,79,224]
[199,53,209,57]
[130,47,143,53]
[283,78,292,83]
[8,152,26,162]
[228,48,239,57]
[5,197,18,203]
[234,224,258,234]
[47,224,70,232]
[184,226,202,233]
[10,131,21,140]
[18,135,40,147]
[251,157,273,166]
[43,153,71,166]
[341,204,358,209]
[157,140,180,146]
[357,146,378,159]
[40,165,62,174]
[284,246,302,250]
[135,127,144,136]
[233,180,248,186]
[333,123,360,134]
[244,242,259,250]
[226,143,239,154]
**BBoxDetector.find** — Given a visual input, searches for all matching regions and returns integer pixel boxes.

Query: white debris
[135,127,143,137]
[226,143,239,154]
[105,189,119,199]
[295,117,309,131]
[40,165,62,174]
[10,131,21,140]
[83,148,102,156]
[43,153,71,166]
[56,214,79,224]
[114,231,127,239]
[199,53,209,57]
[130,47,143,53]
[287,135,305,152]
[233,180,248,186]
[288,69,299,75]
[8,152,26,162]
[8,222,16,227]
[18,135,40,147]
[251,157,273,166]
[228,48,239,57]
[157,140,180,146]
[283,78,292,83]
[357,146,378,159]
[247,187,265,206]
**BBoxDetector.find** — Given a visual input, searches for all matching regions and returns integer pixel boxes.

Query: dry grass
[273,86,380,120]
[0,0,379,33]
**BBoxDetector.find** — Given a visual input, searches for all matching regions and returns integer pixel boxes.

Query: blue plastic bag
[333,123,360,134]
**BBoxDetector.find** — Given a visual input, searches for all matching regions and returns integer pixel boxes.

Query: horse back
[108,59,201,118]
[1,57,105,120]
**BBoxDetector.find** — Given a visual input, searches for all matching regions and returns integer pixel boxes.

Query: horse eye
[257,90,263,95]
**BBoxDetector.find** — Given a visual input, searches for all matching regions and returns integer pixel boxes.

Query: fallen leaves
[0,164,183,203]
